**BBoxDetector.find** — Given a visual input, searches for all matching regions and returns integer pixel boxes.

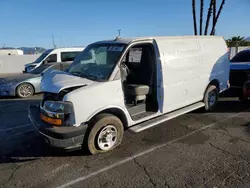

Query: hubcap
[19,85,33,97]
[97,125,118,151]
[208,91,216,107]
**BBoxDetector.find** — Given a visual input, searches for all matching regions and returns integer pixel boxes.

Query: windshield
[67,43,126,81]
[30,64,51,74]
[230,50,250,63]
[31,49,53,64]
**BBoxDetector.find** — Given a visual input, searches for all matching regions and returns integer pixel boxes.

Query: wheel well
[91,108,128,129]
[16,82,35,95]
[203,79,220,99]
[209,79,220,90]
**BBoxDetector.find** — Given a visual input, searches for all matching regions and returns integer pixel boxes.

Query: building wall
[229,46,250,59]
[0,54,40,73]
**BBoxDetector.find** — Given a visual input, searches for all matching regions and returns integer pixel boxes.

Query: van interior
[120,43,159,120]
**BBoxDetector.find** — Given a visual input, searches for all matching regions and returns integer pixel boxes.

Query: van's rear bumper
[28,105,88,150]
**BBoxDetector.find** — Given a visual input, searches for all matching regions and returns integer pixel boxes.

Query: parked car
[229,49,250,100]
[28,36,230,154]
[23,47,84,73]
[0,62,71,98]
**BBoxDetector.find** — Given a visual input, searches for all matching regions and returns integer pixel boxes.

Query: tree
[227,36,246,47]
[211,0,216,35]
[192,0,198,35]
[210,0,226,35]
[204,0,215,35]
[200,0,204,35]
[192,0,226,36]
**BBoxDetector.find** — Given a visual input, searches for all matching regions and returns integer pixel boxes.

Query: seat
[124,84,152,104]
[123,46,154,105]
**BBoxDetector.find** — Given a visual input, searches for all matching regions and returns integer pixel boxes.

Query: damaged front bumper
[28,105,88,150]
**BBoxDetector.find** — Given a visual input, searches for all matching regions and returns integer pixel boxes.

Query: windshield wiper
[70,72,103,81]
[71,72,82,77]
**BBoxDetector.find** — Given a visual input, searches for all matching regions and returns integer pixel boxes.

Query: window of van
[61,51,81,62]
[231,50,250,63]
[68,43,126,81]
[44,54,57,63]
[32,49,53,64]
[129,47,142,63]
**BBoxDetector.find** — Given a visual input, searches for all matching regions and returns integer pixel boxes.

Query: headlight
[43,100,73,114]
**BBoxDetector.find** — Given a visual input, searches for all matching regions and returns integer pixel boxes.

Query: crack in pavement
[209,142,250,165]
[218,127,250,144]
[133,158,156,187]
[2,165,21,187]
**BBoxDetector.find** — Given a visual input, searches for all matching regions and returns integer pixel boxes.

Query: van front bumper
[28,105,88,150]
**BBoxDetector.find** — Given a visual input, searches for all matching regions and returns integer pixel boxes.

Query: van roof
[93,35,224,45]
[49,47,85,53]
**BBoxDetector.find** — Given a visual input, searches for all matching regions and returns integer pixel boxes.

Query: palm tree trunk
[192,0,198,35]
[204,0,215,35]
[210,0,226,35]
[200,0,204,35]
[212,0,216,35]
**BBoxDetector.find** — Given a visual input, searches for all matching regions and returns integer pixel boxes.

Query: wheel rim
[19,84,33,97]
[97,125,118,151]
[208,91,216,107]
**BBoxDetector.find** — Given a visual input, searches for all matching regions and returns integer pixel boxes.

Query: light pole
[118,29,121,37]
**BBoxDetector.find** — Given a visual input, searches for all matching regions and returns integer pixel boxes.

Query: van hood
[41,70,96,93]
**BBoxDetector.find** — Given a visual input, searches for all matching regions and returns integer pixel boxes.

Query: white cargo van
[28,36,230,154]
[24,47,84,73]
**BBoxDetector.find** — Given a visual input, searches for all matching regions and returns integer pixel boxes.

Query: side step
[128,102,205,133]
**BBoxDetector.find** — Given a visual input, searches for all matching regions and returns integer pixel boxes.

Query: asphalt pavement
[0,94,250,188]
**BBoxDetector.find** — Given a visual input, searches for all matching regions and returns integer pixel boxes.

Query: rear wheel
[16,83,34,98]
[204,85,219,111]
[85,113,124,155]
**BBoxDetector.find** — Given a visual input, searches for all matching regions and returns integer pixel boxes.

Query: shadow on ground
[0,90,249,164]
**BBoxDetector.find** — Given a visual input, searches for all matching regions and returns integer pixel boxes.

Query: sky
[0,0,250,48]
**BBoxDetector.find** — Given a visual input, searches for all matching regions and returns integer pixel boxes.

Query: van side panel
[154,36,229,113]
[198,37,230,93]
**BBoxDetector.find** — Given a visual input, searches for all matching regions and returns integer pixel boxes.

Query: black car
[229,49,250,99]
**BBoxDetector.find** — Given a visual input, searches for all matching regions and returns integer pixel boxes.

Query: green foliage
[226,36,250,47]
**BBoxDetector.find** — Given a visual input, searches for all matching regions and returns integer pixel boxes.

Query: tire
[204,85,219,111]
[85,113,124,155]
[16,83,34,98]
[239,91,247,102]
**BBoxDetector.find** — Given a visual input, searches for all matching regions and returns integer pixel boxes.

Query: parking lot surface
[0,94,250,188]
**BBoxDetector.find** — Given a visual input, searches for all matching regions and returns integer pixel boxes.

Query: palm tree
[199,0,204,35]
[204,0,215,35]
[192,0,198,35]
[211,0,216,35]
[210,0,226,35]
[227,36,246,47]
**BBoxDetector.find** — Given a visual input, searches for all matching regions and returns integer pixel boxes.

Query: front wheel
[16,83,34,98]
[85,113,124,155]
[204,85,219,111]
